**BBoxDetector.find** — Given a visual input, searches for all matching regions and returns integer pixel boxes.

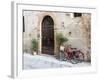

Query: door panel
[42,16,54,55]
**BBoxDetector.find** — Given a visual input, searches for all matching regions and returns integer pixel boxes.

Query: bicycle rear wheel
[74,52,84,63]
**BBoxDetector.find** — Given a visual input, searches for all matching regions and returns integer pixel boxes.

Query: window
[74,13,82,17]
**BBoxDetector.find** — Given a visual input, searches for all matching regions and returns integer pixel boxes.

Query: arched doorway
[42,15,54,55]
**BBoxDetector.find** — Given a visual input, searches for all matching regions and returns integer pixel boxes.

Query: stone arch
[41,15,54,55]
[37,12,61,56]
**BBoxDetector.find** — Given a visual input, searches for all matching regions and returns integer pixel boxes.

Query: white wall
[0,0,99,80]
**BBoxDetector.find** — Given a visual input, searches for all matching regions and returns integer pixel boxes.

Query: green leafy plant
[56,33,68,46]
[31,39,38,51]
[56,33,68,58]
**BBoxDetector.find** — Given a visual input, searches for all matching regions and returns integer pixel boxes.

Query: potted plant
[56,33,68,49]
[56,33,68,59]
[31,39,38,55]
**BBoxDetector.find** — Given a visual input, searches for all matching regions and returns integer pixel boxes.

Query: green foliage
[56,33,68,46]
[31,39,38,51]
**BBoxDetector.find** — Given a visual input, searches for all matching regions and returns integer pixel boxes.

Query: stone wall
[23,11,91,61]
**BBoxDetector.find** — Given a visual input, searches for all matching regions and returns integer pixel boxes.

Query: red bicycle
[65,47,84,64]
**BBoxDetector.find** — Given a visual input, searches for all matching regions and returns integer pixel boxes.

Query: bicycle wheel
[70,59,79,64]
[74,51,84,63]
[78,52,84,62]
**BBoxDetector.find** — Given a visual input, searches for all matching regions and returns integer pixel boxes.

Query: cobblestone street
[23,53,90,69]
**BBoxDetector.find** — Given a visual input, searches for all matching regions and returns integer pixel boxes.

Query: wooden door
[42,16,54,55]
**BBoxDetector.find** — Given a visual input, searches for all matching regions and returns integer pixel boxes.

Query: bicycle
[65,47,84,64]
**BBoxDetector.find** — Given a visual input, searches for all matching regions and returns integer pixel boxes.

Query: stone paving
[23,53,91,69]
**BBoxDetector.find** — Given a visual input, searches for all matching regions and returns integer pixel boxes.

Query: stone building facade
[23,11,91,61]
